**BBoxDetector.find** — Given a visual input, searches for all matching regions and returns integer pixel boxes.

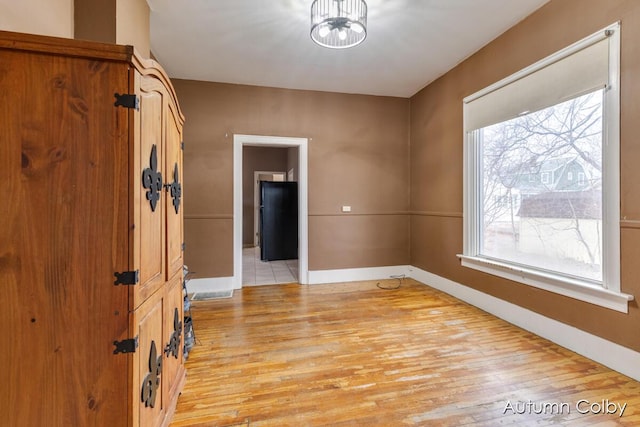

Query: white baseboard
[308,265,411,285]
[186,277,236,293]
[408,266,640,382]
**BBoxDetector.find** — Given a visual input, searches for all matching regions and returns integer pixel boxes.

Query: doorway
[244,169,298,286]
[233,134,309,288]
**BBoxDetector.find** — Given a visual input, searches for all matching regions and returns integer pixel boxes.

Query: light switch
[342,206,351,212]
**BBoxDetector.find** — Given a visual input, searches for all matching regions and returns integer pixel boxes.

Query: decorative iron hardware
[164,308,182,359]
[113,336,139,354]
[141,341,162,408]
[181,141,184,150]
[163,163,181,214]
[182,242,185,252]
[113,93,139,110]
[142,145,163,212]
[113,270,140,286]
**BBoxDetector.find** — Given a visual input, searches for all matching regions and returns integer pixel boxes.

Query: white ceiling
[148,0,549,98]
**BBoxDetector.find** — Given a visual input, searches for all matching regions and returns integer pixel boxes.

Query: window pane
[480,90,603,282]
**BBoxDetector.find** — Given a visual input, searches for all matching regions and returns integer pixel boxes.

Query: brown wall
[242,147,289,246]
[173,80,410,278]
[116,0,150,57]
[409,0,640,352]
[74,0,116,43]
[8,0,638,356]
[75,0,150,57]
[0,0,74,38]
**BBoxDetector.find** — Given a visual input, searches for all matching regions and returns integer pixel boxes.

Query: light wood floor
[170,279,640,426]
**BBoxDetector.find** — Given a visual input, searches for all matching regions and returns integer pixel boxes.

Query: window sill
[457,255,633,313]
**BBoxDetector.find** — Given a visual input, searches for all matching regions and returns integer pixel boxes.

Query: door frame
[253,171,286,247]
[233,134,309,287]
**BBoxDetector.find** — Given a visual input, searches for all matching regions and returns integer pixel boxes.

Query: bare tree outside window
[478,89,603,281]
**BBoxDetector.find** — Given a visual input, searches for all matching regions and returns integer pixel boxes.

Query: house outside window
[460,23,631,312]
[541,172,550,185]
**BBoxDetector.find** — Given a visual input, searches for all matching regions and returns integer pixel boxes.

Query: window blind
[464,31,612,133]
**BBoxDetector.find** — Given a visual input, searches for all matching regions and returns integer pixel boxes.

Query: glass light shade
[350,22,364,34]
[318,24,331,38]
[310,0,367,49]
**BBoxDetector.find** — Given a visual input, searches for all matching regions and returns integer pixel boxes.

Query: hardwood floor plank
[170,280,640,426]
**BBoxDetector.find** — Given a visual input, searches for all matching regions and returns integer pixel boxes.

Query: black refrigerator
[260,181,298,261]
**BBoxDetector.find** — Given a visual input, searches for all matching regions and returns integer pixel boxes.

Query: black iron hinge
[182,242,186,252]
[181,141,184,150]
[113,336,139,354]
[113,270,140,286]
[113,93,140,110]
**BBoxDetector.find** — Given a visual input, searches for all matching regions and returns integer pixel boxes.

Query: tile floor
[242,247,299,286]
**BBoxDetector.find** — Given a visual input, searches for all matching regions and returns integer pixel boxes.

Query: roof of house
[517,190,601,219]
[512,157,590,193]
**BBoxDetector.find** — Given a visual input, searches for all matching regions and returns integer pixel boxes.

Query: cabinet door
[0,47,130,426]
[165,102,183,281]
[162,275,186,424]
[132,289,166,427]
[135,75,167,308]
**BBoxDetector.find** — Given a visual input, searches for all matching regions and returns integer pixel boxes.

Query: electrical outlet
[342,206,351,212]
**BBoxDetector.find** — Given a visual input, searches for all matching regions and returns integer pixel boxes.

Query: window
[460,23,632,312]
[541,172,550,185]
[479,90,603,281]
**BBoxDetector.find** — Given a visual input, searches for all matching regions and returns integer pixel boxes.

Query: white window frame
[459,22,633,313]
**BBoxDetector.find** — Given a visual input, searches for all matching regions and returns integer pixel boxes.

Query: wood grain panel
[165,100,183,280]
[0,29,185,427]
[133,288,165,427]
[0,29,133,61]
[162,275,187,426]
[0,48,130,426]
[136,74,166,307]
[169,281,640,426]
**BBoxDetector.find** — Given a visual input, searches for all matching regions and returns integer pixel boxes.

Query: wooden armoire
[0,31,186,426]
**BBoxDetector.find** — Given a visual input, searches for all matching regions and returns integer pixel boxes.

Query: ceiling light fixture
[310,0,367,49]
